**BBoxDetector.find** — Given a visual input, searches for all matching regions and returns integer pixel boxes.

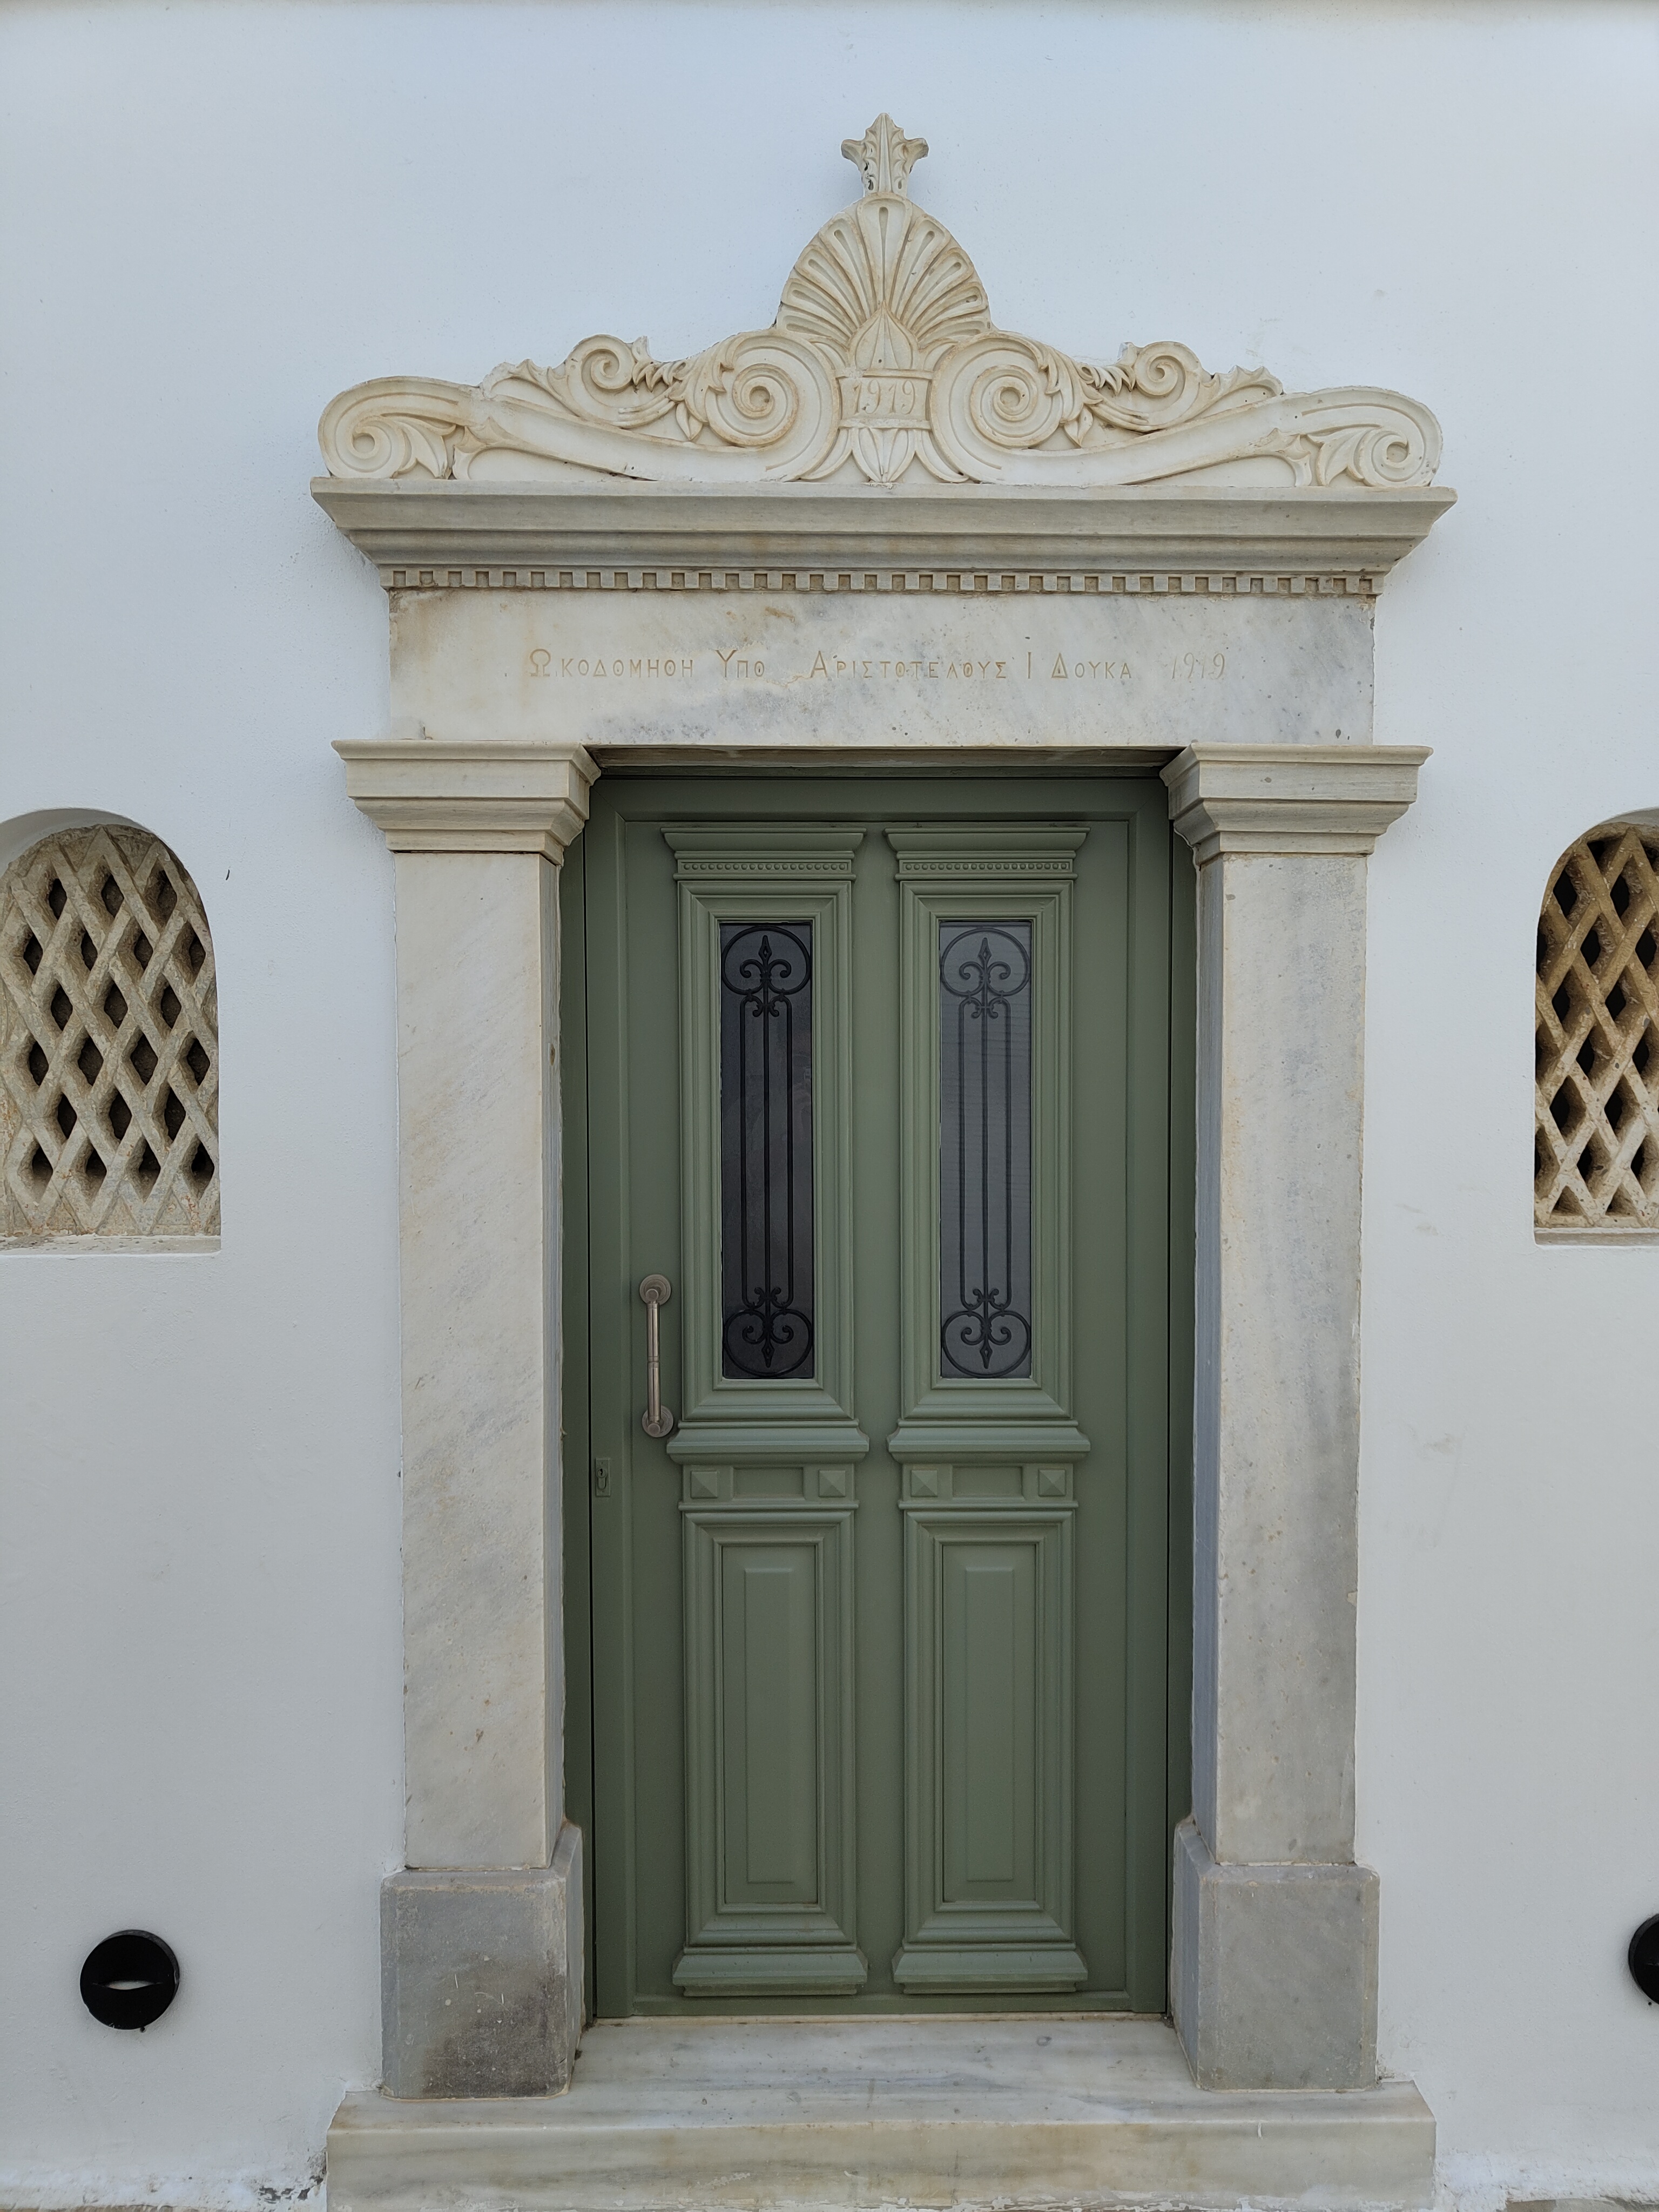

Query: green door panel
[567,773,1190,2018]
[896,1503,1083,1993]
[677,1500,863,1995]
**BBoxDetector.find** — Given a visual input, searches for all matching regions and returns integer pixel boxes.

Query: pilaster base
[381,1822,584,2099]
[1172,1820,1379,2092]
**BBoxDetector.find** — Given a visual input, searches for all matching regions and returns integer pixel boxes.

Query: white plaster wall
[0,0,1653,2199]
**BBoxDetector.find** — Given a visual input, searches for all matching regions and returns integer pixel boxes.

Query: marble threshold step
[326,2015,1435,2212]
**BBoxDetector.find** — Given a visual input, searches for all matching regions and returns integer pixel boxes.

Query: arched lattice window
[0,826,219,1240]
[1535,821,1659,1237]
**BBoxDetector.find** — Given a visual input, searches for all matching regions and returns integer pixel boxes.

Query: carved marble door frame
[315,110,1452,2107]
[335,706,1427,2100]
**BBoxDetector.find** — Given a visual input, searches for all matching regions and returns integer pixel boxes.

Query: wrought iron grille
[720,921,815,1377]
[939,919,1033,1378]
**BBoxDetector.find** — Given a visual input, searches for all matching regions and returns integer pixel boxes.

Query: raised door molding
[895,1478,1086,1994]
[886,827,1089,1468]
[675,1478,864,1997]
[662,826,867,1468]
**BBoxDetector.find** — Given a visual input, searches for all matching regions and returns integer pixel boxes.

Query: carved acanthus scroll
[319,115,1440,492]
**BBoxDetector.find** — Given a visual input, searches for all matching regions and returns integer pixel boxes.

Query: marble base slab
[326,2015,1435,2212]
[389,590,1373,753]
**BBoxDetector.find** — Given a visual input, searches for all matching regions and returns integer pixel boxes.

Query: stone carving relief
[319,114,1440,494]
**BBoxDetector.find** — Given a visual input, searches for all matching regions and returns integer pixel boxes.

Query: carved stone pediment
[319,114,1440,495]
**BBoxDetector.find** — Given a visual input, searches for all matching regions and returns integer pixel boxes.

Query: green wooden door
[565,773,1191,2018]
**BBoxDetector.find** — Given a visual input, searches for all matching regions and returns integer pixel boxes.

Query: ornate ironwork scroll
[939,919,1033,1378]
[720,921,814,1378]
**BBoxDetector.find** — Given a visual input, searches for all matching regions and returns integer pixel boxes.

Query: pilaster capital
[335,736,598,861]
[1162,743,1429,864]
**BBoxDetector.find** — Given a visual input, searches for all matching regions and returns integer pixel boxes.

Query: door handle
[639,1274,675,1439]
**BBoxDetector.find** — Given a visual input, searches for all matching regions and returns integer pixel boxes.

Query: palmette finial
[840,113,928,198]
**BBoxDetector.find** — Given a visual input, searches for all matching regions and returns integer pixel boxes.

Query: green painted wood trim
[672,1947,868,1998]
[671,1422,870,1468]
[675,1506,864,1993]
[557,835,597,2020]
[887,1421,1089,1466]
[664,826,868,1464]
[679,1464,862,1505]
[890,1944,1090,1993]
[581,796,645,2020]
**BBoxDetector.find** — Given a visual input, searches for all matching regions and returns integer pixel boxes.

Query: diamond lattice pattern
[1536,825,1659,1233]
[1,827,219,1237]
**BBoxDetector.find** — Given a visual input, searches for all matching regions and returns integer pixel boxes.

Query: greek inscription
[807,651,1008,680]
[1057,650,1141,677]
[522,637,1219,690]
[548,653,692,679]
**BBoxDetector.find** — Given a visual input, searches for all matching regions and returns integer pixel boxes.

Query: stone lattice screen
[1536,824,1659,1235]
[0,826,219,1238]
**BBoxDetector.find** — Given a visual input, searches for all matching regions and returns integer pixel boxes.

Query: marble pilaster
[338,736,597,2095]
[1163,743,1427,2092]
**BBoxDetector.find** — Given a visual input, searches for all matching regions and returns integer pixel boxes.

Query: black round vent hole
[80,1930,179,2031]
[1629,1915,1659,2005]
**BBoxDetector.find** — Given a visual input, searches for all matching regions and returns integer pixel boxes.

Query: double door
[562,774,1189,2015]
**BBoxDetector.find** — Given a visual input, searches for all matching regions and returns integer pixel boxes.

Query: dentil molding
[313,114,1453,592]
[1163,744,1432,861]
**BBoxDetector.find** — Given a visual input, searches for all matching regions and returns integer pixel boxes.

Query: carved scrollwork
[1263,396,1442,488]
[318,113,1442,493]
[1074,342,1283,436]
[319,377,475,481]
[517,335,689,433]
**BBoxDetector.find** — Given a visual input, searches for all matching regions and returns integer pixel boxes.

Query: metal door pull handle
[639,1274,674,1439]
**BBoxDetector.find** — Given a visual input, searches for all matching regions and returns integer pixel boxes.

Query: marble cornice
[312,479,1455,597]
[1163,743,1431,861]
[335,737,598,861]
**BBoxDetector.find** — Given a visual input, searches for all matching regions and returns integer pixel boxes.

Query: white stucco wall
[1,1,1655,2200]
